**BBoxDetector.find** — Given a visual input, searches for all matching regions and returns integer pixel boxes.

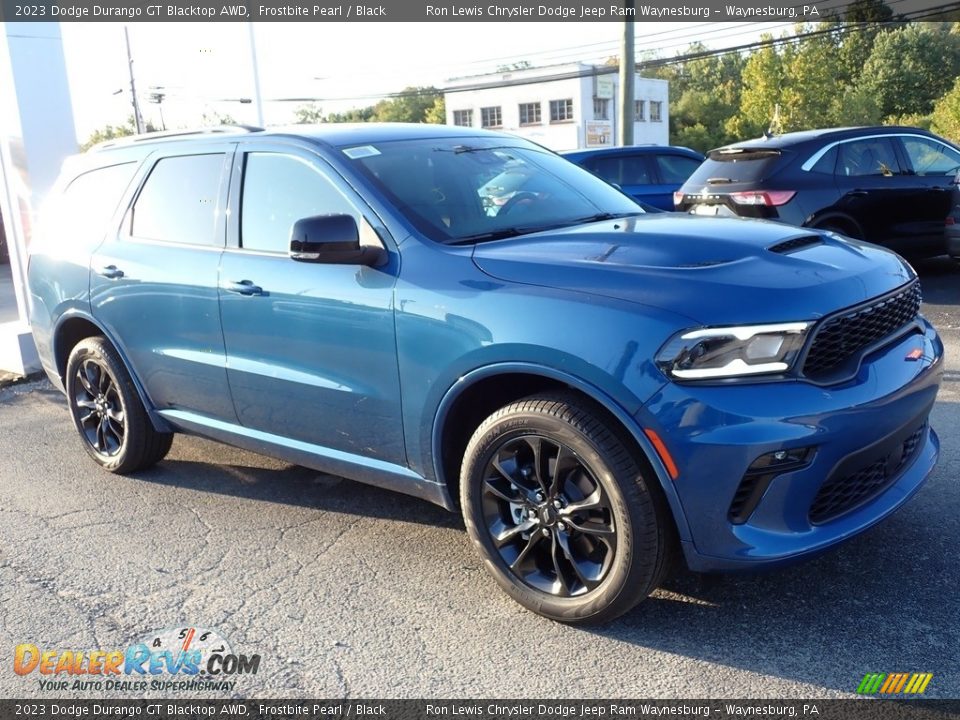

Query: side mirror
[289,214,386,266]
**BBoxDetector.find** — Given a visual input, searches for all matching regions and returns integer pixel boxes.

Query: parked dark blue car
[562,145,704,210]
[28,124,942,624]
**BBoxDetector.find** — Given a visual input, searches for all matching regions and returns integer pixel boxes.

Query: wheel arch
[431,362,691,542]
[53,312,171,433]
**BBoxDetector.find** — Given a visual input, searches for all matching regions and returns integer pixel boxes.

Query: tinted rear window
[686,148,783,185]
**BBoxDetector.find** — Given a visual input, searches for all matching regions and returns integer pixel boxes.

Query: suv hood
[471,215,914,325]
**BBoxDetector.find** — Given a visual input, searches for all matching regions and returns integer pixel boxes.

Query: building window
[634,100,645,121]
[480,106,502,128]
[549,99,574,123]
[650,101,663,122]
[518,102,541,125]
[593,98,610,120]
[453,109,473,127]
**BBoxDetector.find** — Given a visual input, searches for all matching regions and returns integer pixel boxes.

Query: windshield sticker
[343,145,381,159]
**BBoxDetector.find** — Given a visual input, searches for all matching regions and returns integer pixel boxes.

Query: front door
[218,145,405,465]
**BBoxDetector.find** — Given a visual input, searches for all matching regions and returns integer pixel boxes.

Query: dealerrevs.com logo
[14,626,260,693]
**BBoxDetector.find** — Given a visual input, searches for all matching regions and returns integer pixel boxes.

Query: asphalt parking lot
[0,258,957,699]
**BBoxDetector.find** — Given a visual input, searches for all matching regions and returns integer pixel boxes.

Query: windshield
[342,137,642,244]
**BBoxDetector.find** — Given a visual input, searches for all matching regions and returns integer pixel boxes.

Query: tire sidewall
[65,339,133,472]
[462,408,647,623]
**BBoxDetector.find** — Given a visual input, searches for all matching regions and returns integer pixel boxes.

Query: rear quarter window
[36,162,138,254]
[685,148,784,185]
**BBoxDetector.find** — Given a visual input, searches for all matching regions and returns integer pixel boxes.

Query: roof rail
[89,124,264,152]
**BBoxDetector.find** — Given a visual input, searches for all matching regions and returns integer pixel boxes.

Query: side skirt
[158,409,450,509]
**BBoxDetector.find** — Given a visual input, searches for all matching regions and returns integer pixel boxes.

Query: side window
[592,156,650,186]
[43,163,137,249]
[838,138,900,178]
[655,154,701,184]
[240,153,359,254]
[131,154,225,245]
[900,136,960,176]
[808,145,838,175]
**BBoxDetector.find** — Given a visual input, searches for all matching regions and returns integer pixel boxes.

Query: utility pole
[617,5,636,147]
[247,23,265,127]
[124,26,146,134]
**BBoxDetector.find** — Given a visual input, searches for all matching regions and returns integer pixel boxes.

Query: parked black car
[945,172,960,261]
[675,126,960,258]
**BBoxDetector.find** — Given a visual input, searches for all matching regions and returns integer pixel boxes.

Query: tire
[65,336,173,473]
[460,392,673,624]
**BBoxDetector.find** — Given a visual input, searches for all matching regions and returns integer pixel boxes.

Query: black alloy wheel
[65,336,173,473]
[461,392,673,624]
[73,357,125,457]
[480,435,616,597]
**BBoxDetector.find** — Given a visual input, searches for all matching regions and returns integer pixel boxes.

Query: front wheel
[65,336,173,473]
[460,393,672,624]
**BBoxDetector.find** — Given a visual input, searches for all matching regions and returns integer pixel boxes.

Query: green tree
[293,103,324,124]
[930,76,960,142]
[782,22,844,130]
[325,106,375,123]
[651,43,743,150]
[727,35,786,139]
[80,115,157,151]
[424,96,446,125]
[372,86,442,123]
[860,23,960,120]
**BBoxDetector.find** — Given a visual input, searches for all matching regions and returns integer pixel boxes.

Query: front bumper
[640,318,943,572]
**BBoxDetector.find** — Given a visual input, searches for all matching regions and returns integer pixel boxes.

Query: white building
[443,63,669,152]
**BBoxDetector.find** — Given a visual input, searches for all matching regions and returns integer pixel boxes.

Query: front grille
[803,281,922,380]
[809,424,926,524]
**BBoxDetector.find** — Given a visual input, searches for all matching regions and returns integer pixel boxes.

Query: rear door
[832,136,915,250]
[217,141,406,464]
[90,144,236,422]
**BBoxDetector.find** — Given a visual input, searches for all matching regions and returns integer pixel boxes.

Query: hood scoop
[768,235,823,254]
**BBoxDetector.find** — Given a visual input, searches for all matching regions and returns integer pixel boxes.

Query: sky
[57,21,789,142]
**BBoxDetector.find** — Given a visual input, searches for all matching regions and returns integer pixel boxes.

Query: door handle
[847,190,868,198]
[96,265,124,279]
[223,280,263,296]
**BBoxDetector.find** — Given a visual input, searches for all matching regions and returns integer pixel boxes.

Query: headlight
[656,322,811,380]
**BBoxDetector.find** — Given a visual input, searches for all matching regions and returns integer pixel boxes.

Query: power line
[263,5,956,105]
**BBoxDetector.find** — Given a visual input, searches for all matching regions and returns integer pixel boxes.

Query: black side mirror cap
[289,214,386,266]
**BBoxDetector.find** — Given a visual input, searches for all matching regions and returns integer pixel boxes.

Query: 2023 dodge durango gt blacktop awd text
[28,124,942,623]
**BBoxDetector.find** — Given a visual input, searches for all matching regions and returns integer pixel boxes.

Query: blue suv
[28,124,942,624]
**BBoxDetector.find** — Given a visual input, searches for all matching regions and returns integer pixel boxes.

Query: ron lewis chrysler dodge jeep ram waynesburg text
[28,124,942,624]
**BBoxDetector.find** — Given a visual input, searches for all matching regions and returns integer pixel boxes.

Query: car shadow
[916,255,959,307]
[133,444,461,530]
[580,397,960,697]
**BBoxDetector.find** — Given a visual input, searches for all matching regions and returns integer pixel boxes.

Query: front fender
[429,361,691,542]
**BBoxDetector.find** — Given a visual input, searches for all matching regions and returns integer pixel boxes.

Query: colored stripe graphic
[858,673,932,694]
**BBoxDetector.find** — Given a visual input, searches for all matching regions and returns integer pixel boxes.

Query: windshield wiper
[447,213,641,245]
[447,227,532,244]
[565,212,639,225]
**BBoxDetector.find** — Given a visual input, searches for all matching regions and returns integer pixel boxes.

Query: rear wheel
[65,337,173,473]
[460,393,672,624]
